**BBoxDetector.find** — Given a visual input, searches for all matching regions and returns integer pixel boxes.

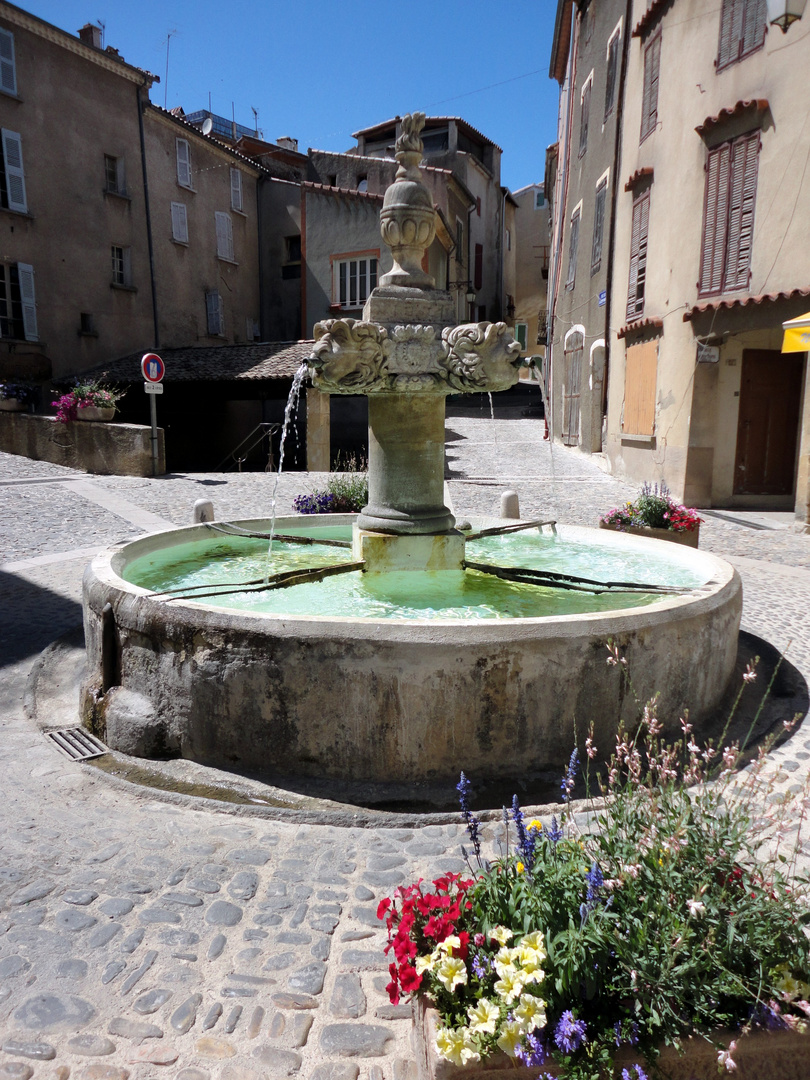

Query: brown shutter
[579,81,591,156]
[591,180,607,274]
[626,191,650,320]
[699,143,731,296]
[717,0,741,69]
[742,0,766,56]
[474,243,483,290]
[724,132,759,290]
[640,33,661,142]
[622,340,658,436]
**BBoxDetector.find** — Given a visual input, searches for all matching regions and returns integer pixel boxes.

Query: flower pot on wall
[0,398,27,412]
[599,521,700,548]
[75,405,115,422]
[413,999,810,1080]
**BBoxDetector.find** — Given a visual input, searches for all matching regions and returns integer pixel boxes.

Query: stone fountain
[79,115,742,807]
[309,113,522,572]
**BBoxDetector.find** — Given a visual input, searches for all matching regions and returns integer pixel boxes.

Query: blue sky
[24,0,560,192]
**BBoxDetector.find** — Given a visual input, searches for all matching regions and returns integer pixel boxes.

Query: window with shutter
[515,323,528,351]
[104,155,126,196]
[230,168,243,212]
[622,339,658,436]
[206,290,224,335]
[605,28,621,120]
[699,132,759,296]
[0,29,16,96]
[333,255,378,309]
[591,178,608,275]
[110,246,132,287]
[579,77,592,157]
[717,0,766,70]
[16,262,37,341]
[640,31,661,143]
[176,139,192,188]
[170,201,188,243]
[1,129,26,212]
[566,208,581,290]
[626,189,650,320]
[215,212,234,261]
[474,243,483,291]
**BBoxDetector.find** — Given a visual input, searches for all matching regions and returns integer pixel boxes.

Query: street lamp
[766,0,807,31]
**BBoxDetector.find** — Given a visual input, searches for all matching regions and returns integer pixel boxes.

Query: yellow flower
[517,946,545,978]
[520,930,546,955]
[415,954,435,975]
[435,1027,480,1067]
[494,967,525,1003]
[437,935,462,956]
[435,956,468,992]
[467,997,500,1034]
[496,1020,523,1057]
[515,993,547,1031]
[516,861,525,874]
[490,925,513,945]
[529,819,543,831]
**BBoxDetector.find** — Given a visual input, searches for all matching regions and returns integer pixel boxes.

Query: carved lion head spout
[309,319,393,394]
[439,322,523,394]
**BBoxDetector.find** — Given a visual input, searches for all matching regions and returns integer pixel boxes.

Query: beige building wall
[607,0,810,520]
[512,183,549,356]
[143,108,262,351]
[0,4,154,381]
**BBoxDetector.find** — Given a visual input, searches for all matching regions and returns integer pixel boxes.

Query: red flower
[399,964,422,993]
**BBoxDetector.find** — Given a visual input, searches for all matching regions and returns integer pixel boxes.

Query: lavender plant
[294,453,368,514]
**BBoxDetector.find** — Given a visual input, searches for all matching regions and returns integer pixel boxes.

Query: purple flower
[561,748,579,802]
[515,1032,549,1067]
[585,861,604,902]
[457,773,481,860]
[511,795,536,871]
[622,1067,649,1080]
[554,1010,587,1053]
[547,815,563,844]
[471,954,489,980]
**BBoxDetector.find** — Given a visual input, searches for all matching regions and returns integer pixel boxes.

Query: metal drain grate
[45,728,109,761]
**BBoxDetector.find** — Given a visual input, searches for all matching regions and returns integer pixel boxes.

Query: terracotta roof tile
[632,0,673,38]
[617,318,663,340]
[79,342,314,383]
[695,99,769,138]
[624,167,654,192]
[351,115,502,153]
[683,288,810,321]
[301,181,384,203]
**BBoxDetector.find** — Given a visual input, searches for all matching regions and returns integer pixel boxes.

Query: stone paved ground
[1,413,810,1079]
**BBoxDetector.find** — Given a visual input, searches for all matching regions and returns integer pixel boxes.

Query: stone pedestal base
[353,527,465,573]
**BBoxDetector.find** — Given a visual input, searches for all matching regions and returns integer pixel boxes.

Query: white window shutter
[17,262,37,341]
[116,156,126,195]
[0,29,16,96]
[171,201,188,243]
[215,212,233,260]
[176,139,191,187]
[206,290,223,334]
[230,168,243,212]
[2,129,26,212]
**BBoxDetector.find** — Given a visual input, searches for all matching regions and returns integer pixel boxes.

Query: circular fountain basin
[82,515,741,800]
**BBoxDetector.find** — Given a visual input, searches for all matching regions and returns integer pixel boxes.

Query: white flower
[490,925,513,945]
[494,966,525,1003]
[436,1026,480,1067]
[467,997,500,1035]
[687,899,706,917]
[496,1020,523,1057]
[415,954,435,975]
[435,956,468,992]
[514,993,547,1031]
[437,935,462,956]
[718,1040,737,1071]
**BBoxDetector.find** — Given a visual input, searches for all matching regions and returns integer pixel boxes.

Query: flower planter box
[413,999,809,1080]
[0,398,26,412]
[599,521,700,548]
[76,405,115,422]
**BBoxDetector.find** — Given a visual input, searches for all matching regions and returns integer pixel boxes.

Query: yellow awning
[781,311,810,353]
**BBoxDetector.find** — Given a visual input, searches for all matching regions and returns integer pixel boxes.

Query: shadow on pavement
[0,568,83,667]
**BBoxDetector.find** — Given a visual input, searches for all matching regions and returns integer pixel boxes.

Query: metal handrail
[215,422,281,472]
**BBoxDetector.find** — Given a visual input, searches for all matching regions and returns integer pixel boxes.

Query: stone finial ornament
[379,112,436,289]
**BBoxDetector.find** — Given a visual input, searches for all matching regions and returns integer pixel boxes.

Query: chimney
[277,136,298,153]
[78,23,102,48]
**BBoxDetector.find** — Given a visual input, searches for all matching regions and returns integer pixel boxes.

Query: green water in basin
[122,525,707,621]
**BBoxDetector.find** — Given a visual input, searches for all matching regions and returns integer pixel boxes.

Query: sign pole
[141,353,165,477]
[149,391,159,477]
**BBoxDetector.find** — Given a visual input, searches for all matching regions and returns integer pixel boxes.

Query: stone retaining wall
[0,412,165,476]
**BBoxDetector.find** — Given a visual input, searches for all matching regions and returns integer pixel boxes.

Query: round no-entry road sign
[141,353,165,383]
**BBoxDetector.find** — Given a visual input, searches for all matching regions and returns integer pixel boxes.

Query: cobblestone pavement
[1,413,810,1078]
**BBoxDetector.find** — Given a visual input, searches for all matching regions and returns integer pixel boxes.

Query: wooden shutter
[2,129,26,212]
[562,333,584,446]
[591,180,607,274]
[230,168,243,212]
[626,191,650,320]
[17,262,37,341]
[717,0,742,68]
[699,143,731,296]
[170,201,188,243]
[206,290,222,335]
[622,340,657,435]
[0,29,16,96]
[176,139,191,187]
[215,212,234,261]
[741,0,766,56]
[474,243,483,290]
[724,132,759,291]
[566,209,580,289]
[579,80,591,156]
[640,32,661,142]
[604,33,619,119]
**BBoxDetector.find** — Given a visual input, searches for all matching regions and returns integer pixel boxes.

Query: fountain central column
[308,113,522,570]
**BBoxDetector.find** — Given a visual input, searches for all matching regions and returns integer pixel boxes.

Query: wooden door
[562,334,583,446]
[733,349,803,495]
